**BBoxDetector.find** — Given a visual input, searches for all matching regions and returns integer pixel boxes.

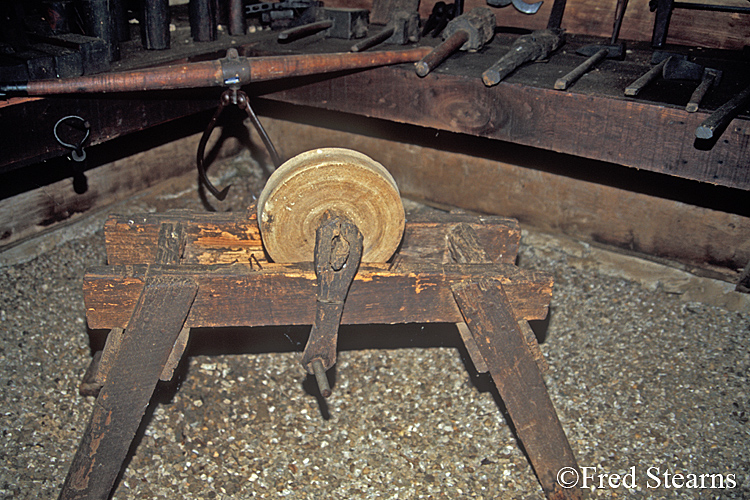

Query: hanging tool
[486,0,543,15]
[350,10,420,51]
[662,57,722,113]
[415,7,496,77]
[53,115,90,162]
[695,83,750,140]
[197,86,281,200]
[554,0,628,91]
[277,7,369,42]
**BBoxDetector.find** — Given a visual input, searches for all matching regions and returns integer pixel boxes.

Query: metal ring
[53,115,90,162]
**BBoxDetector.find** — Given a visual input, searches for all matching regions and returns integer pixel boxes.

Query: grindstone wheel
[257,148,405,263]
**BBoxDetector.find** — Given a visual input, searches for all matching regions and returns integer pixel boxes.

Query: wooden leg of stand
[452,279,582,500]
[59,276,198,500]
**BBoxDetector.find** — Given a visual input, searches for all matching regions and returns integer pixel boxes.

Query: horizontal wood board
[83,263,553,329]
[256,117,750,271]
[103,211,521,266]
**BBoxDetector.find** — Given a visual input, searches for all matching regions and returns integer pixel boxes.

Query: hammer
[662,57,722,113]
[350,10,420,52]
[482,29,565,86]
[415,7,496,77]
[554,0,628,90]
[278,7,369,42]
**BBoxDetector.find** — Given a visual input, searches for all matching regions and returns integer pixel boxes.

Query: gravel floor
[1,151,748,500]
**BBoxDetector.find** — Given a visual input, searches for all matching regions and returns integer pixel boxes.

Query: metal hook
[197,87,282,200]
[53,115,90,162]
[197,93,232,200]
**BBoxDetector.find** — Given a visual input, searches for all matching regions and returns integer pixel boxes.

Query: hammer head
[663,57,723,86]
[387,11,420,45]
[320,7,369,39]
[442,7,496,51]
[576,41,625,60]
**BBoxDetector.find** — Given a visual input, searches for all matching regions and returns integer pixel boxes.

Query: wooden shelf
[2,26,748,190]
[243,31,750,191]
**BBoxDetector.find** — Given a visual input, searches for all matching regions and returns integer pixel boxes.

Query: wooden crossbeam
[83,262,553,329]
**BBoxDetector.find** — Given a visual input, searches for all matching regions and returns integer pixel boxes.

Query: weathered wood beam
[59,275,198,500]
[253,47,750,192]
[452,278,582,500]
[83,262,554,329]
[103,211,522,265]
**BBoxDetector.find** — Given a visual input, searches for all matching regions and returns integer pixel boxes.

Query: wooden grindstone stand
[62,148,582,499]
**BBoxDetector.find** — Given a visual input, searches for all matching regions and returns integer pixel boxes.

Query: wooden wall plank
[255,116,750,271]
[254,57,750,191]
[0,128,240,251]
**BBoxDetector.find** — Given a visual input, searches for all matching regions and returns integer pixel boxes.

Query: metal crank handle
[300,217,363,398]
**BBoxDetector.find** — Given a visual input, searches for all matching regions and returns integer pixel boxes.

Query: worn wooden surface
[104,209,264,265]
[0,94,217,172]
[447,223,549,374]
[83,262,553,329]
[452,279,582,500]
[103,211,522,266]
[0,123,242,252]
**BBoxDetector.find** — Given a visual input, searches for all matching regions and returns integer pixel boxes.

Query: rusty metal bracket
[300,216,363,397]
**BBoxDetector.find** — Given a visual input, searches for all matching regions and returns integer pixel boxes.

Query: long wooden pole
[2,47,431,95]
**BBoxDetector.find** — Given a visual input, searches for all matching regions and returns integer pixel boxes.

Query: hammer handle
[686,72,715,113]
[554,48,607,90]
[624,57,668,96]
[415,30,469,77]
[278,20,334,42]
[351,26,395,52]
[695,83,750,139]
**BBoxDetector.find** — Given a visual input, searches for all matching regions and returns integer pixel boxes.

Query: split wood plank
[83,262,553,330]
[447,223,548,374]
[59,275,198,500]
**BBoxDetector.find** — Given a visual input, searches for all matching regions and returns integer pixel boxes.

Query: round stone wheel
[257,148,405,263]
